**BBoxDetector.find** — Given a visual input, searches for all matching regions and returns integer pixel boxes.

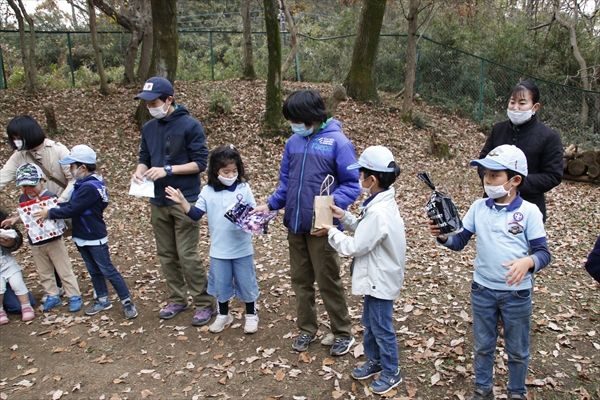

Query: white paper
[129,178,155,198]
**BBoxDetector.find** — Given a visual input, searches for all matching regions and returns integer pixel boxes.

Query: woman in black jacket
[478,81,563,221]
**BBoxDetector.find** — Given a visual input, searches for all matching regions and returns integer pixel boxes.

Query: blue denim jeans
[208,255,259,303]
[362,295,398,375]
[77,244,130,301]
[471,281,532,395]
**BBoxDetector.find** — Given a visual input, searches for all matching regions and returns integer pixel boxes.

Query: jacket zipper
[294,137,311,233]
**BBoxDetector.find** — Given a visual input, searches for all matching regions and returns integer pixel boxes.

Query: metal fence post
[67,32,75,87]
[478,59,484,124]
[210,31,214,80]
[295,53,300,82]
[415,43,421,93]
[0,47,6,89]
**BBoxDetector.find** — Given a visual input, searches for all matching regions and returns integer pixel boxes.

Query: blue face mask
[290,123,314,137]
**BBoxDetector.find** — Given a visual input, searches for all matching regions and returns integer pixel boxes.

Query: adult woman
[478,81,563,221]
[1,115,75,202]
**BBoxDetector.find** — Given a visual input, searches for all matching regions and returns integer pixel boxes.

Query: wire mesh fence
[0,29,598,148]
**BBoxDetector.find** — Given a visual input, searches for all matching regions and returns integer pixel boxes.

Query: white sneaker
[244,314,259,334]
[209,313,233,333]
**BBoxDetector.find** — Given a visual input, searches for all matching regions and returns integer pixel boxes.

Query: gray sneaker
[85,300,112,316]
[123,300,138,319]
[292,333,316,352]
[330,336,355,356]
[468,388,495,400]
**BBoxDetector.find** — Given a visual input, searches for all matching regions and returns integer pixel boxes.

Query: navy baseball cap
[134,77,174,101]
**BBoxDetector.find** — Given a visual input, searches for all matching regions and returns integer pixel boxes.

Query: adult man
[132,77,213,325]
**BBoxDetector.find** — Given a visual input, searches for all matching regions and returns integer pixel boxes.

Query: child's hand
[427,219,447,243]
[319,224,334,233]
[1,216,18,228]
[34,207,49,220]
[251,204,271,214]
[310,228,328,236]
[329,204,345,219]
[165,186,184,204]
[502,257,534,286]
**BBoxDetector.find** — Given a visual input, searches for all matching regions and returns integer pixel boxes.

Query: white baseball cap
[470,144,528,176]
[347,146,397,172]
[59,145,97,165]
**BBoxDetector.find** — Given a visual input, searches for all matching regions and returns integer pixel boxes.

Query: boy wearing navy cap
[132,77,213,326]
[36,145,138,319]
[320,145,405,395]
[428,144,551,400]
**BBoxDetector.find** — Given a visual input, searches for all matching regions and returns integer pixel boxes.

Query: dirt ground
[0,81,599,400]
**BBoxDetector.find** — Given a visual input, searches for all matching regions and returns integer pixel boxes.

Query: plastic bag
[224,194,277,234]
[417,172,463,238]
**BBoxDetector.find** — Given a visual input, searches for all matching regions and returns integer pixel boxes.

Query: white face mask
[73,166,86,181]
[359,177,374,195]
[218,174,238,187]
[484,178,513,199]
[507,107,535,125]
[148,101,170,119]
[13,140,24,150]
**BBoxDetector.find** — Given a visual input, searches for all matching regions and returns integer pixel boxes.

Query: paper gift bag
[312,174,335,231]
[17,196,68,243]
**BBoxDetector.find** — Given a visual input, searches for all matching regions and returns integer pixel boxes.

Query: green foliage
[207,90,233,116]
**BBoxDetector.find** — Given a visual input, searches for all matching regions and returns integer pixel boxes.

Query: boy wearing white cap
[320,145,406,395]
[428,144,551,400]
[36,145,138,319]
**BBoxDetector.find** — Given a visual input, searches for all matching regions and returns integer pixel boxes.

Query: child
[584,234,600,284]
[165,145,260,334]
[320,146,405,395]
[10,163,82,312]
[253,89,360,355]
[35,145,138,319]
[429,144,551,400]
[0,206,35,324]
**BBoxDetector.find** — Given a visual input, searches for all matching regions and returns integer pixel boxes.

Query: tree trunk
[87,0,109,95]
[18,0,37,92]
[280,0,298,78]
[402,0,419,119]
[241,0,257,79]
[567,159,586,176]
[262,0,283,136]
[7,0,35,93]
[135,0,178,129]
[44,104,59,136]
[137,1,152,82]
[343,0,386,103]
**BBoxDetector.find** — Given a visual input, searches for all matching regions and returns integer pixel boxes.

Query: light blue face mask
[290,123,314,137]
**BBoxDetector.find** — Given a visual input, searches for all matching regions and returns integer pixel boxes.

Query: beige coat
[0,139,75,202]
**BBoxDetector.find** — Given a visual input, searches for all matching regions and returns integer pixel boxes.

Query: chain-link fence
[1,29,598,148]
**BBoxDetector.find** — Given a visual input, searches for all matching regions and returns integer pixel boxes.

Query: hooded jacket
[268,119,360,234]
[327,188,406,300]
[138,105,209,206]
[585,235,600,284]
[478,115,563,220]
[47,174,109,241]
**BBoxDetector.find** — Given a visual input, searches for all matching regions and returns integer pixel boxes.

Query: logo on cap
[143,82,154,91]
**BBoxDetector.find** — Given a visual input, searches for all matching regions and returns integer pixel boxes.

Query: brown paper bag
[312,175,335,231]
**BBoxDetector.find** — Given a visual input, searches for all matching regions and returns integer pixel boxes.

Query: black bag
[417,172,463,238]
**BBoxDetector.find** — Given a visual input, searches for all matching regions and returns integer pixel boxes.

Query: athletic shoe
[370,367,402,394]
[68,296,83,312]
[209,313,234,333]
[508,394,526,400]
[292,333,316,352]
[0,309,8,325]
[244,314,259,334]
[85,300,112,316]
[158,302,189,319]
[330,336,355,356]
[191,308,215,326]
[42,286,65,304]
[43,295,62,312]
[468,388,495,400]
[123,300,138,319]
[21,306,35,322]
[351,359,383,380]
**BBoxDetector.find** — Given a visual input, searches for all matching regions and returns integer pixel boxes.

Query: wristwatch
[164,164,172,176]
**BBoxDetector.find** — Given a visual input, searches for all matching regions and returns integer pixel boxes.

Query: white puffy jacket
[327,187,406,300]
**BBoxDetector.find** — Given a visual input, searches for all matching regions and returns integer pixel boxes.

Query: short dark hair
[506,169,526,189]
[74,162,97,172]
[158,94,176,106]
[510,81,540,104]
[282,89,328,126]
[6,115,46,150]
[361,162,402,190]
[0,206,7,222]
[206,145,247,190]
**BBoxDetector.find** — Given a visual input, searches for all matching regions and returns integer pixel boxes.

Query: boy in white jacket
[320,146,406,395]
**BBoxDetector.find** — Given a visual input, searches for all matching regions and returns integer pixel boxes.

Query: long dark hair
[206,145,247,190]
[6,115,47,151]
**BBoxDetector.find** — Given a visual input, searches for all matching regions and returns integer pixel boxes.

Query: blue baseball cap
[59,145,97,165]
[470,144,528,176]
[134,77,174,101]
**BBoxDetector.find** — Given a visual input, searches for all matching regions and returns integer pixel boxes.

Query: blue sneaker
[370,367,402,394]
[123,300,138,319]
[85,300,112,315]
[351,359,383,380]
[43,295,62,312]
[69,296,83,312]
